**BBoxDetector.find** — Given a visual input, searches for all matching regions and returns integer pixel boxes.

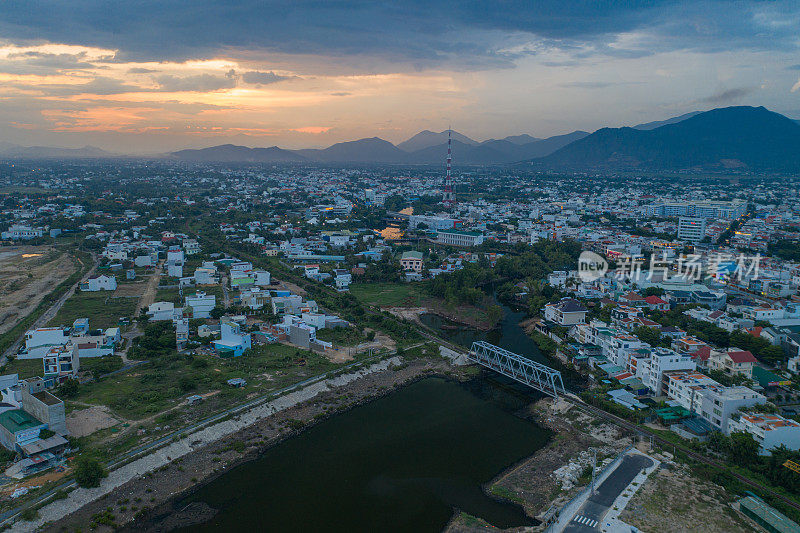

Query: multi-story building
[436,229,484,247]
[677,216,707,242]
[185,292,216,319]
[400,251,424,273]
[544,298,588,326]
[630,347,695,394]
[728,414,800,454]
[42,344,79,382]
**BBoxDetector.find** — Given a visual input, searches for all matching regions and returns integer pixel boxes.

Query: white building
[728,414,800,454]
[630,347,695,394]
[677,217,707,243]
[23,327,69,359]
[436,229,484,247]
[543,298,588,326]
[185,292,216,319]
[81,274,117,292]
[253,270,271,286]
[147,302,179,321]
[1,225,44,240]
[43,344,79,381]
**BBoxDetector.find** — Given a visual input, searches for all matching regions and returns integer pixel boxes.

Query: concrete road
[563,454,653,532]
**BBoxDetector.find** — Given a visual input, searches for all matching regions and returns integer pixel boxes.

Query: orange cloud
[291,126,331,134]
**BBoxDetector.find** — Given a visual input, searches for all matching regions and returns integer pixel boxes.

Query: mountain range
[2,106,799,171]
[532,106,800,171]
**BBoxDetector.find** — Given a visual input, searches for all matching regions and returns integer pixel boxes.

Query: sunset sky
[0,1,799,153]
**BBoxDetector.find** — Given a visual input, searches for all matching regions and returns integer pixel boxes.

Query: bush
[74,456,108,488]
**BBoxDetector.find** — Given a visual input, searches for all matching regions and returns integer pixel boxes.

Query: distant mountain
[397,130,478,152]
[295,137,408,163]
[498,134,541,145]
[408,131,590,164]
[0,144,115,158]
[533,106,800,171]
[632,111,701,130]
[170,144,307,162]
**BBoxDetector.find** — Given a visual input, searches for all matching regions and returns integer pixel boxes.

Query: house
[644,295,670,312]
[43,345,79,381]
[728,413,800,454]
[147,302,179,321]
[176,318,189,348]
[544,298,588,326]
[400,251,424,273]
[23,328,69,359]
[213,322,252,358]
[80,274,117,292]
[1,224,44,240]
[185,292,215,319]
[333,269,352,290]
[619,292,647,308]
[240,288,271,310]
[253,270,271,286]
[230,270,255,287]
[182,239,200,255]
[194,267,218,285]
[630,347,695,394]
[708,349,757,378]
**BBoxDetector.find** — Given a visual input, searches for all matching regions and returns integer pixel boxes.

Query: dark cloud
[787,64,800,71]
[699,86,757,105]
[0,1,796,70]
[155,74,236,92]
[7,51,99,69]
[128,67,159,73]
[29,76,150,96]
[241,71,291,85]
[331,92,351,96]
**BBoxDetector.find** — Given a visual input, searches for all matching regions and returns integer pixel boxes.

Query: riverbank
[33,356,466,532]
[446,396,633,533]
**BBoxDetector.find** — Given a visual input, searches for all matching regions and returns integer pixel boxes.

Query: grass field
[350,282,428,308]
[1,357,43,379]
[70,343,339,420]
[48,291,138,329]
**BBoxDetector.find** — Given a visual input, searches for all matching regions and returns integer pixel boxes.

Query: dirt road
[0,252,96,363]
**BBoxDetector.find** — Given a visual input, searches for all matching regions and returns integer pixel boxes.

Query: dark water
[177,378,550,532]
[420,305,548,365]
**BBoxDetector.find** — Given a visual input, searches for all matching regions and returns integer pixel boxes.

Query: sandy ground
[113,281,148,298]
[0,246,76,335]
[66,406,121,438]
[619,463,756,533]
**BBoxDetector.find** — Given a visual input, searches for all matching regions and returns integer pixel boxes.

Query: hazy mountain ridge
[533,106,800,170]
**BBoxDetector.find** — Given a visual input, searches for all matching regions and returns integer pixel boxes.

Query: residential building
[707,349,757,378]
[42,345,79,382]
[213,322,252,358]
[728,414,800,454]
[436,229,484,247]
[1,225,44,240]
[630,347,695,394]
[400,251,424,273]
[677,216,707,242]
[80,274,117,292]
[147,301,179,321]
[23,327,69,359]
[699,385,766,433]
[544,298,588,326]
[185,292,216,319]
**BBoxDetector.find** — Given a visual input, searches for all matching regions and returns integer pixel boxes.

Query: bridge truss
[469,341,566,399]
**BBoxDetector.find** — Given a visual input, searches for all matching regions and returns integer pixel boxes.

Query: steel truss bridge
[469,341,566,399]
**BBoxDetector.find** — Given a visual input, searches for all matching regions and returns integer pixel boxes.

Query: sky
[0,0,799,153]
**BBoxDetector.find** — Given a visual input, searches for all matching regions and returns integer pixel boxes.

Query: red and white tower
[442,128,455,205]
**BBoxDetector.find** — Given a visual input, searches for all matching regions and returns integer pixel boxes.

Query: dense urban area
[0,156,797,532]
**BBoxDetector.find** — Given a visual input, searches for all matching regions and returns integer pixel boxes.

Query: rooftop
[0,409,43,434]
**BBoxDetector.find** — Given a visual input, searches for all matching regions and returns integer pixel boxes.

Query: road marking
[573,515,597,528]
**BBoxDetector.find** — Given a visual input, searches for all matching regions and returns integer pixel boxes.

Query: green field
[350,282,427,308]
[1,358,43,379]
[70,343,339,420]
[48,291,138,329]
[155,284,224,306]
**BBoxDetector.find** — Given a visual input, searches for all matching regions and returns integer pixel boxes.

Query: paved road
[0,251,96,363]
[564,454,653,532]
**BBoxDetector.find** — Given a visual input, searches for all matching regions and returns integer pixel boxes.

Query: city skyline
[0,1,799,152]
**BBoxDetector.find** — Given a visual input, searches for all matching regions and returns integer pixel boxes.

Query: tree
[74,456,108,488]
[58,378,80,398]
[727,431,761,466]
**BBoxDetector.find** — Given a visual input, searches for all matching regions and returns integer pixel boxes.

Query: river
[420,305,548,365]
[176,377,551,532]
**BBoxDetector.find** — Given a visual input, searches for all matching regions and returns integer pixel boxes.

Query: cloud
[128,67,158,73]
[699,86,756,104]
[241,71,291,85]
[559,81,615,89]
[792,79,800,93]
[0,1,797,71]
[154,74,236,92]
